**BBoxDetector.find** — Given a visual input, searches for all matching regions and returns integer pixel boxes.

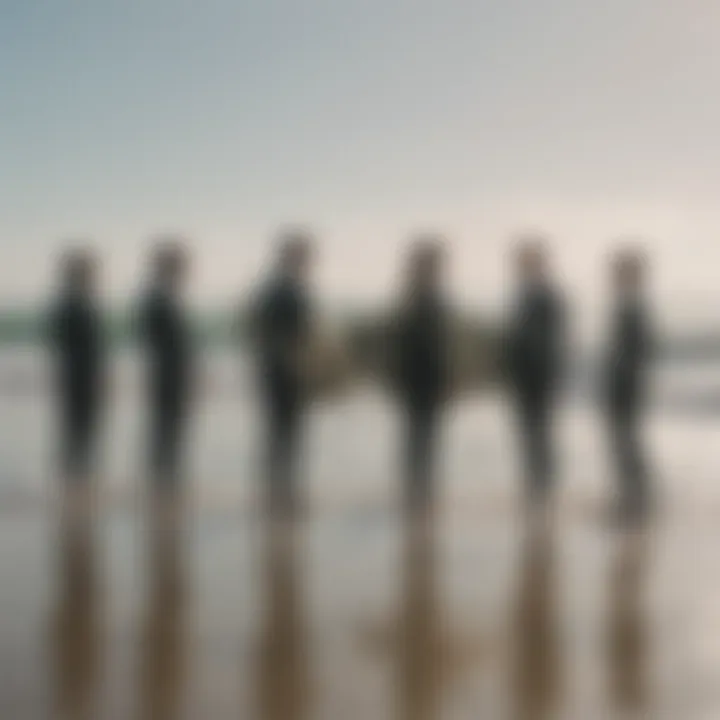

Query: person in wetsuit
[392,237,451,513]
[603,247,653,523]
[251,232,314,515]
[503,236,566,513]
[48,248,105,486]
[137,240,194,489]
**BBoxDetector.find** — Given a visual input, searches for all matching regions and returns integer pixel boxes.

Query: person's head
[150,237,189,292]
[60,247,97,295]
[275,228,314,281]
[405,234,446,294]
[512,233,550,286]
[611,245,647,297]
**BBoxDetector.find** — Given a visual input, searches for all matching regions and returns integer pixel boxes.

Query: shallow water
[1,348,719,718]
[1,500,719,719]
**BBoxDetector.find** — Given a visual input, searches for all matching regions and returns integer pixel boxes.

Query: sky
[2,0,720,335]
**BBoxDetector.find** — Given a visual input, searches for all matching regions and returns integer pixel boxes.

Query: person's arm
[46,302,64,354]
[294,287,312,352]
[232,299,250,348]
[384,302,409,397]
[288,286,314,382]
[628,305,650,365]
[134,294,153,349]
[438,302,454,401]
[640,306,655,364]
[92,304,111,402]
[617,304,652,384]
[551,293,568,388]
[245,284,271,353]
[499,310,518,389]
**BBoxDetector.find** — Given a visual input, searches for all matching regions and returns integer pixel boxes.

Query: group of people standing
[502,239,652,524]
[49,242,193,492]
[48,230,652,525]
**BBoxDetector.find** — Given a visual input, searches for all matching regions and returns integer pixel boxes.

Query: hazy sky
[2,0,720,332]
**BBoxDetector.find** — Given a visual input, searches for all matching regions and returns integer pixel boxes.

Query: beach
[1,348,720,719]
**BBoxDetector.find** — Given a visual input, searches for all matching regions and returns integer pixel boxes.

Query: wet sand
[1,491,717,720]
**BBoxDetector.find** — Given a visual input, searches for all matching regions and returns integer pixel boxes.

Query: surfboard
[299,311,503,402]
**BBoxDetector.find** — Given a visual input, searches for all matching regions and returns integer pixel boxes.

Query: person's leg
[61,394,88,484]
[150,405,165,484]
[403,406,420,510]
[283,393,304,513]
[275,400,296,514]
[165,409,185,488]
[265,380,295,516]
[404,401,437,513]
[519,391,555,510]
[607,407,622,509]
[520,398,542,503]
[60,406,80,484]
[609,405,638,522]
[76,396,98,483]
[622,408,649,517]
[418,403,439,509]
[58,392,98,523]
[149,393,161,481]
[534,399,553,500]
[150,398,180,489]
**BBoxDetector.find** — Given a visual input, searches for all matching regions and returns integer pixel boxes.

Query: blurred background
[2,2,720,719]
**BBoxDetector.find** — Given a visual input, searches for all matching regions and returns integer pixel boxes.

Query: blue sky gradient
[2,1,719,331]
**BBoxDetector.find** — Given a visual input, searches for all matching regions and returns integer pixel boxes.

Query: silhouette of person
[254,521,311,720]
[48,248,105,487]
[251,231,314,516]
[49,502,103,720]
[503,236,565,511]
[511,524,562,720]
[604,249,653,523]
[138,497,188,720]
[392,237,450,514]
[137,240,193,489]
[606,532,648,714]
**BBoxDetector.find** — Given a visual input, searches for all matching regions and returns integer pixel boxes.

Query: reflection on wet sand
[254,520,311,720]
[607,531,649,717]
[138,492,188,720]
[511,524,562,720]
[33,503,675,719]
[363,518,484,720]
[49,499,103,720]
[395,521,444,720]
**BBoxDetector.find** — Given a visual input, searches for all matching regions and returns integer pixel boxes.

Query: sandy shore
[1,491,718,720]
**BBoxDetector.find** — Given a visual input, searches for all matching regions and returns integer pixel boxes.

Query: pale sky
[2,0,720,334]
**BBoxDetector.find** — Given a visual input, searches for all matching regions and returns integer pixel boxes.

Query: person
[503,236,565,513]
[137,239,194,489]
[391,237,451,514]
[603,248,653,523]
[251,230,314,516]
[48,248,105,487]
